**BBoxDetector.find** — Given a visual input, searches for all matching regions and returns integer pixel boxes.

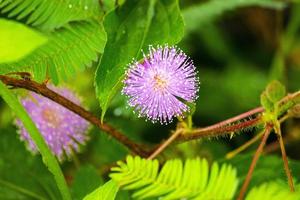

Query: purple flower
[15,86,90,162]
[122,45,199,124]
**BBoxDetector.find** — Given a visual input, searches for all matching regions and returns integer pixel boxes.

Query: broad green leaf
[72,165,104,200]
[183,0,285,33]
[0,82,71,200]
[0,18,47,63]
[83,180,119,200]
[95,0,184,121]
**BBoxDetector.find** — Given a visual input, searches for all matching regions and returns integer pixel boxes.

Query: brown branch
[237,124,273,200]
[2,74,299,160]
[0,75,150,157]
[177,116,263,142]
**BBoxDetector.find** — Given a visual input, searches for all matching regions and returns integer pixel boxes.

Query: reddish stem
[237,124,272,200]
[148,129,183,160]
[177,117,262,142]
[278,131,295,192]
[0,75,150,157]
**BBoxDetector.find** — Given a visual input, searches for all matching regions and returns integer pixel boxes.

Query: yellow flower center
[153,74,167,91]
[42,108,60,127]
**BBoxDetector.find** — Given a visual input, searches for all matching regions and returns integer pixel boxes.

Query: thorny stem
[177,117,263,142]
[1,75,299,158]
[226,130,265,159]
[195,107,264,131]
[264,113,293,153]
[148,129,183,160]
[226,112,293,159]
[237,124,273,200]
[277,128,295,192]
[0,75,150,157]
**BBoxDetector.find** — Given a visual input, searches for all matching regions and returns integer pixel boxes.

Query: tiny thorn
[42,77,50,85]
[226,130,264,159]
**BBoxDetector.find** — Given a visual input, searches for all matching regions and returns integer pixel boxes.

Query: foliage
[83,180,119,200]
[0,0,101,30]
[0,18,47,63]
[0,0,300,199]
[0,81,71,200]
[0,126,60,200]
[71,165,104,200]
[245,181,300,200]
[0,20,106,84]
[224,154,300,189]
[109,155,238,199]
[86,156,299,200]
[94,0,184,120]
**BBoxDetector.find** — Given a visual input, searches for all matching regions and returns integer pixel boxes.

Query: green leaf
[183,0,286,33]
[0,0,101,30]
[83,180,119,200]
[0,82,71,200]
[0,18,47,64]
[245,181,300,200]
[72,165,104,200]
[0,20,106,84]
[266,80,286,103]
[260,91,274,112]
[94,0,184,121]
[0,126,60,200]
[110,155,238,200]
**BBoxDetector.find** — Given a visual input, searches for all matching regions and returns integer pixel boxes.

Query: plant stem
[277,128,295,192]
[0,75,149,157]
[237,124,272,200]
[196,107,264,131]
[177,117,262,142]
[226,130,264,159]
[148,129,183,160]
[1,74,299,158]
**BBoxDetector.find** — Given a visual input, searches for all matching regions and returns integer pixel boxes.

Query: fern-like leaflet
[0,20,106,84]
[246,181,299,200]
[0,0,101,30]
[110,155,238,200]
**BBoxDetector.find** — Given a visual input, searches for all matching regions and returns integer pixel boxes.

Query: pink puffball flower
[15,86,90,162]
[122,45,199,124]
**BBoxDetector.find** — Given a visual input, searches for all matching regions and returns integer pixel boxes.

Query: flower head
[15,86,90,161]
[122,45,199,124]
